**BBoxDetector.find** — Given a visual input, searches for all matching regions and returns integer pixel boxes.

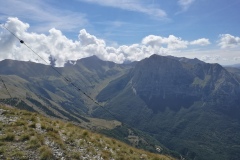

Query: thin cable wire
[1,24,22,42]
[25,41,121,122]
[1,23,120,122]
[1,24,161,152]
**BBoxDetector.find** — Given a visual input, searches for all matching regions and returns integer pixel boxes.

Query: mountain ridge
[1,54,240,160]
[94,54,240,160]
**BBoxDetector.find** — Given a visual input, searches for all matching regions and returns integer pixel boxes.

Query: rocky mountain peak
[123,54,239,112]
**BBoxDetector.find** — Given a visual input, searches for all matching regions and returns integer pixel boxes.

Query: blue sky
[0,0,240,66]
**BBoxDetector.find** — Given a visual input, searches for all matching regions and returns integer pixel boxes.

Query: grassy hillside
[0,104,175,160]
[1,55,240,160]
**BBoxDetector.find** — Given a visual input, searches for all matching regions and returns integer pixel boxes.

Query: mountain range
[1,54,240,160]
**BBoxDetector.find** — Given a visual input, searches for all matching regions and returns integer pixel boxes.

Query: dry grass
[0,105,175,160]
[39,145,53,160]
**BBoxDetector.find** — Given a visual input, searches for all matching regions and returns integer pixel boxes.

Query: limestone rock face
[127,54,240,112]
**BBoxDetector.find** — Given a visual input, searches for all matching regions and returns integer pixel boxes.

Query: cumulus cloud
[178,0,195,11]
[0,17,30,59]
[79,29,105,46]
[218,34,240,48]
[142,35,211,49]
[200,55,220,62]
[0,17,215,67]
[190,38,211,46]
[142,35,188,49]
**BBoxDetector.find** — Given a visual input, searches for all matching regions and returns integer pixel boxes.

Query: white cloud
[78,0,167,18]
[142,35,210,49]
[218,34,240,48]
[178,0,195,11]
[1,17,236,67]
[234,57,240,61]
[0,17,30,59]
[200,55,220,62]
[190,38,211,46]
[165,35,188,49]
[174,49,240,65]
[78,29,105,46]
[142,35,164,47]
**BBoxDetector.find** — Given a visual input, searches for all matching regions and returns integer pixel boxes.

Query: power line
[1,24,163,154]
[1,23,120,122]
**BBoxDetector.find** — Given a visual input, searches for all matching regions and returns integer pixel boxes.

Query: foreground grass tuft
[1,132,15,141]
[39,145,54,160]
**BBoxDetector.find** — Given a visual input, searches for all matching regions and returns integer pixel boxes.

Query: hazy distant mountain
[224,63,240,69]
[1,55,240,160]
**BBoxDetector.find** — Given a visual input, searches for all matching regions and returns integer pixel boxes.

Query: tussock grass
[1,132,15,141]
[0,147,5,154]
[28,122,36,128]
[27,135,43,149]
[39,145,53,160]
[11,151,27,160]
[70,151,82,159]
[0,105,175,160]
[14,119,26,126]
[0,123,3,131]
[30,115,37,121]
[0,141,5,146]
[19,133,30,141]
